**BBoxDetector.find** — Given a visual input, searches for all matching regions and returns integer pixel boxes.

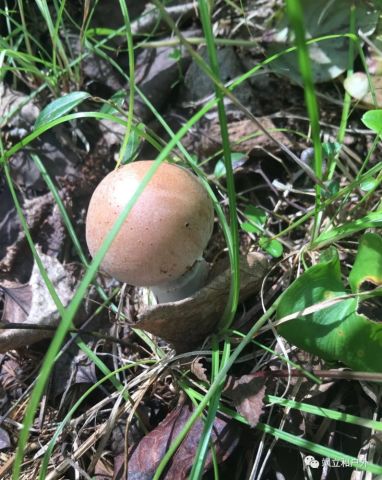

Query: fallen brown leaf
[225,374,266,428]
[137,252,268,351]
[183,117,293,158]
[0,192,66,281]
[190,357,209,383]
[0,249,77,352]
[0,82,39,132]
[119,400,240,480]
[0,428,10,450]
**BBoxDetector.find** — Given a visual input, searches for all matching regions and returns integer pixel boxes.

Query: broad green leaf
[35,92,90,129]
[241,222,260,234]
[362,109,382,135]
[349,233,382,293]
[241,206,267,234]
[277,241,382,372]
[259,237,283,258]
[244,205,267,225]
[313,211,382,248]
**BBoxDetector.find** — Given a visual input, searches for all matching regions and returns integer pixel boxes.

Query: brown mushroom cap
[86,161,214,286]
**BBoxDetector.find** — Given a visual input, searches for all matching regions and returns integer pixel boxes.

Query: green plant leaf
[241,222,260,233]
[213,152,247,179]
[213,159,226,179]
[241,206,267,234]
[349,233,382,293]
[362,109,382,135]
[35,91,90,129]
[323,179,340,198]
[169,48,182,61]
[120,123,145,164]
[100,90,126,114]
[312,210,382,248]
[277,240,382,372]
[322,141,341,159]
[259,237,283,258]
[360,177,378,192]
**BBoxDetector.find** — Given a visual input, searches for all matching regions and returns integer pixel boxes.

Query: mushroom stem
[150,258,209,303]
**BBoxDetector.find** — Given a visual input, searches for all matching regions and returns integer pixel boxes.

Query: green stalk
[116,0,135,169]
[329,4,356,180]
[196,0,240,332]
[286,0,323,243]
[189,339,231,479]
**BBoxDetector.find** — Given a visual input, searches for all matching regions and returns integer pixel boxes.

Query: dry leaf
[51,347,98,399]
[0,192,66,281]
[225,374,266,428]
[190,357,208,383]
[0,82,39,132]
[0,249,77,352]
[94,457,113,480]
[137,252,268,351]
[0,428,11,450]
[0,353,23,394]
[1,284,32,325]
[184,47,255,107]
[182,117,292,158]
[123,401,240,480]
[0,184,19,262]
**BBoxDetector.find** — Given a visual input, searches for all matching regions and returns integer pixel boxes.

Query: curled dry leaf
[0,249,77,352]
[137,252,268,351]
[124,401,240,480]
[225,374,266,428]
[190,357,209,383]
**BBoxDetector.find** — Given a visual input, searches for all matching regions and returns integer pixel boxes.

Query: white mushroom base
[150,258,209,303]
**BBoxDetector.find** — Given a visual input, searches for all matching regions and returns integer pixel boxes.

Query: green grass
[1,0,382,478]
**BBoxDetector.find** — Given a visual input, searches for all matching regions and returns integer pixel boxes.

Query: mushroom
[85,161,214,302]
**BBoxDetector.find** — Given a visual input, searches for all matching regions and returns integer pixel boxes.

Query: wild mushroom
[85,161,214,302]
